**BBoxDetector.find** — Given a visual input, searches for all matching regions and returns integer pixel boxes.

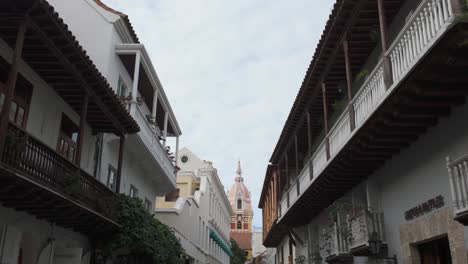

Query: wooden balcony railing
[320,222,351,263]
[278,0,458,222]
[348,209,385,256]
[1,123,119,222]
[447,154,468,225]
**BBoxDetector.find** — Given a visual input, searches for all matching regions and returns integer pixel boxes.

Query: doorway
[418,236,452,264]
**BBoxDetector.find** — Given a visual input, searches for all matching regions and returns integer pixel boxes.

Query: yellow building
[227,161,253,260]
[155,148,233,264]
[156,171,200,209]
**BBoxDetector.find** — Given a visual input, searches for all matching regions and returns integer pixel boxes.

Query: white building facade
[155,148,233,264]
[0,0,180,263]
[47,0,182,207]
[252,227,267,259]
[260,0,468,264]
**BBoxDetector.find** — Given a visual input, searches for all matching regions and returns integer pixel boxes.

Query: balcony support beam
[0,20,26,152]
[163,111,169,147]
[343,39,356,131]
[307,111,314,180]
[284,154,289,188]
[131,51,141,105]
[377,0,393,88]
[270,0,367,163]
[116,135,125,193]
[75,92,89,165]
[152,89,159,121]
[294,134,299,177]
[321,82,330,160]
[294,135,300,195]
[175,135,179,167]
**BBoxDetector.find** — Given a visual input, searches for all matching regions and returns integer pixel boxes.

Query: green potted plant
[63,170,82,197]
[4,128,28,165]
[295,255,306,264]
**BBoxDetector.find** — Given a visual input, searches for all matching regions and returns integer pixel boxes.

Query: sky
[103,0,334,227]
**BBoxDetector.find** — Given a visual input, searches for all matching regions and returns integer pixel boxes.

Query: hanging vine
[101,195,186,264]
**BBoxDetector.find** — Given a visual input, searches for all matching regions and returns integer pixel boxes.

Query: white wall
[0,206,90,264]
[46,0,120,83]
[289,98,468,264]
[374,102,468,263]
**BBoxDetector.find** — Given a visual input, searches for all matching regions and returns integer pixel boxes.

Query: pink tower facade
[227,161,253,259]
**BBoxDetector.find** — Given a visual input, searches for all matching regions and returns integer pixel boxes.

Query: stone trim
[399,207,467,264]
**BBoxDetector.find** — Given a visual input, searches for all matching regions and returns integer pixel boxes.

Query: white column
[132,51,141,102]
[152,89,159,119]
[175,136,180,166]
[163,111,169,147]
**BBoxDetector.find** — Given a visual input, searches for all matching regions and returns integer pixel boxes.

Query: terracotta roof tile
[231,232,252,250]
[94,0,139,43]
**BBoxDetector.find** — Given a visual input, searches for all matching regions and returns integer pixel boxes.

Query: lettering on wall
[404,195,444,221]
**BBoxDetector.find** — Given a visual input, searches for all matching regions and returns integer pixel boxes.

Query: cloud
[104,0,334,227]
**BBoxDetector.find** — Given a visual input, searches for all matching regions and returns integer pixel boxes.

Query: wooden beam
[116,135,125,193]
[321,82,330,160]
[0,20,26,152]
[343,39,355,130]
[75,93,89,165]
[377,0,388,52]
[270,0,368,163]
[26,18,127,134]
[306,111,313,155]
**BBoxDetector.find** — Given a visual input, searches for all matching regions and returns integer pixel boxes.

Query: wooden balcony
[447,154,468,225]
[276,0,468,228]
[0,124,119,236]
[320,222,352,264]
[348,210,386,256]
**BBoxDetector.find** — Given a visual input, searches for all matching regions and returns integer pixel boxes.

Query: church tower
[227,161,253,260]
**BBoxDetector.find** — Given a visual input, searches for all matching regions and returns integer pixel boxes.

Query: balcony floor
[0,164,119,237]
[280,23,468,227]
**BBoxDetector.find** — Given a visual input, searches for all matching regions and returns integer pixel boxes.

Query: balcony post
[75,93,89,165]
[343,39,356,131]
[116,135,126,193]
[175,135,179,167]
[288,239,293,264]
[163,111,169,147]
[294,135,300,195]
[285,154,289,188]
[377,0,393,89]
[294,135,299,175]
[131,51,141,105]
[321,82,330,160]
[276,165,282,217]
[0,21,26,152]
[152,89,159,120]
[273,171,277,219]
[307,111,314,180]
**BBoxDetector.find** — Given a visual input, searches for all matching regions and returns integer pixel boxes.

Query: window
[107,165,117,191]
[57,114,79,163]
[237,221,242,229]
[165,188,180,202]
[144,198,152,212]
[117,77,128,97]
[129,185,138,198]
[237,214,242,221]
[0,78,32,128]
[237,199,242,209]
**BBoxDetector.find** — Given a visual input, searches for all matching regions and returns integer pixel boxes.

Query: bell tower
[227,161,253,260]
